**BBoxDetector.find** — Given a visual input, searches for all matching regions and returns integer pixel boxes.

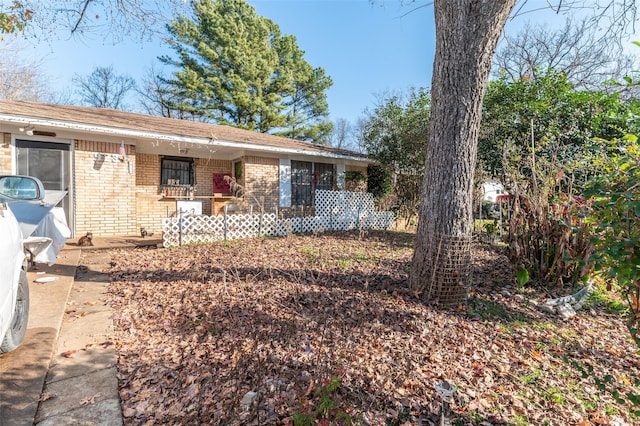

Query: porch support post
[279,159,291,208]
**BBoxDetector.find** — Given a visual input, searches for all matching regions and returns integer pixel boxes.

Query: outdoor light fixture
[19,125,35,135]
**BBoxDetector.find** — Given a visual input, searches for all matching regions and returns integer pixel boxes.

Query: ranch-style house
[0,100,371,237]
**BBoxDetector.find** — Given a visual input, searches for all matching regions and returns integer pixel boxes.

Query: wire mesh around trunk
[412,232,473,307]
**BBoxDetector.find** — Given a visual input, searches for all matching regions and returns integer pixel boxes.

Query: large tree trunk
[409,0,515,306]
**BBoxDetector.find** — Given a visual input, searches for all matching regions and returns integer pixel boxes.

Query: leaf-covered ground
[107,231,640,425]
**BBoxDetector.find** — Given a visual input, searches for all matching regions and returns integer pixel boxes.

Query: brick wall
[135,153,166,235]
[195,157,233,215]
[243,156,279,213]
[195,157,233,199]
[0,133,11,173]
[2,131,370,235]
[74,140,137,236]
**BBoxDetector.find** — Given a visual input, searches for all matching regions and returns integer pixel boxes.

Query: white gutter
[0,114,371,163]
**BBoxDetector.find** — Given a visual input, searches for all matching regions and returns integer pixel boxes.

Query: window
[291,161,334,206]
[161,157,195,186]
[314,162,334,191]
[291,161,312,206]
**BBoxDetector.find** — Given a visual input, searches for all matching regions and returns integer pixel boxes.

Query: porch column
[279,159,291,208]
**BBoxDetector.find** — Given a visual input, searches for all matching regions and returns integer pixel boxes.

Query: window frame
[290,161,335,207]
[160,156,195,187]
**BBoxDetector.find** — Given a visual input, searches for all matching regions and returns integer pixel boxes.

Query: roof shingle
[0,100,367,159]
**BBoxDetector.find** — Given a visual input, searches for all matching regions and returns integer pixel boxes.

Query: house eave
[0,114,371,163]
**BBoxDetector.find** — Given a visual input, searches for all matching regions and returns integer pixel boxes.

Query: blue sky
[23,0,434,125]
[17,1,632,125]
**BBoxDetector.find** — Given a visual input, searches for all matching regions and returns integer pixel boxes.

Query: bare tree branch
[18,0,190,42]
[510,0,638,41]
[73,65,136,110]
[136,64,193,119]
[71,0,93,34]
[493,16,640,95]
[0,39,53,101]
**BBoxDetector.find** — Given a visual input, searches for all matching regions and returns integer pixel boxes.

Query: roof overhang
[0,113,371,163]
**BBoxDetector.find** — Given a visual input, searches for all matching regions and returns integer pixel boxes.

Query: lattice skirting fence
[163,190,395,247]
[315,190,376,217]
[162,211,395,247]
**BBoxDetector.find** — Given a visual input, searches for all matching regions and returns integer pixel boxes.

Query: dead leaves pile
[107,231,640,425]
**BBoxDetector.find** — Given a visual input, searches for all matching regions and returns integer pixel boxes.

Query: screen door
[15,139,73,232]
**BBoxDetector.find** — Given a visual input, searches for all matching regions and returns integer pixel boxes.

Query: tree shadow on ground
[105,232,640,425]
[321,229,416,247]
[114,233,547,329]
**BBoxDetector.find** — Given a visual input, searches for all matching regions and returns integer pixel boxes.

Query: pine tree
[273,34,333,143]
[161,0,332,141]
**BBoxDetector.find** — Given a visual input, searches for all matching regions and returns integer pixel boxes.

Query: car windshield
[0,176,40,200]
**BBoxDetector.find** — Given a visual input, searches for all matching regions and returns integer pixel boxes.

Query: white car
[0,176,65,353]
[0,199,28,353]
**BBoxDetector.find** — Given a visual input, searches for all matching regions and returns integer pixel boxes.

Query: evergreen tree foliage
[161,0,332,142]
[479,70,640,191]
[366,164,392,199]
[272,34,333,143]
[359,88,430,219]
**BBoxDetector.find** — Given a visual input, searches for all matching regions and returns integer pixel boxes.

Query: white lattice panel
[163,191,395,247]
[315,190,375,218]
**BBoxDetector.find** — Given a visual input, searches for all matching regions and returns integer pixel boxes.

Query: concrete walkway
[0,237,160,426]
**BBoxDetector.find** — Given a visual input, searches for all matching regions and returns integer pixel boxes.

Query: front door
[15,139,73,233]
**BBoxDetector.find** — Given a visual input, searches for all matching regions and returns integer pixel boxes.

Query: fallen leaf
[38,392,56,402]
[121,406,137,418]
[61,349,77,358]
[79,393,101,406]
[101,232,640,425]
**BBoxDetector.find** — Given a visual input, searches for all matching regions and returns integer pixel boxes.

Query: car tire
[0,269,30,353]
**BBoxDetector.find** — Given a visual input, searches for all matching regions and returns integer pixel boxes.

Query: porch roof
[0,100,369,163]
